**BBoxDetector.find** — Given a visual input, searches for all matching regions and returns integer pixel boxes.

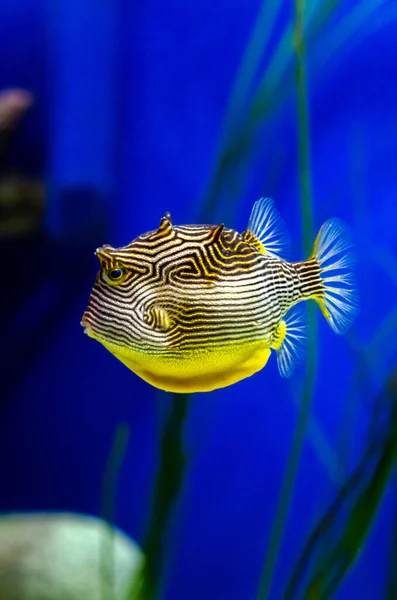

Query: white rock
[0,512,143,600]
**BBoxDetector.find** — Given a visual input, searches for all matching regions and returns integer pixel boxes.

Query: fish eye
[109,268,123,280]
[104,267,126,285]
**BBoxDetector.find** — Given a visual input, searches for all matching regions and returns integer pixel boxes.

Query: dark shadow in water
[0,186,109,409]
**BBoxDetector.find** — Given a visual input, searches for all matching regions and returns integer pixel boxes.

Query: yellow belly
[92,335,272,393]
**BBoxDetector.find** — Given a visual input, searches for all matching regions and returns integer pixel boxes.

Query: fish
[81,197,358,393]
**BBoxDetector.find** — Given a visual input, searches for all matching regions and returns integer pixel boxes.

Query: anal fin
[271,307,306,377]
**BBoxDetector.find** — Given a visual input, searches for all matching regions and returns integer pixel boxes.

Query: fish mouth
[80,312,93,335]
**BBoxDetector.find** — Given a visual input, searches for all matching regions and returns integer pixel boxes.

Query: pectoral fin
[144,304,173,332]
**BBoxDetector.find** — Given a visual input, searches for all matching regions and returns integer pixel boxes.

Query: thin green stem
[129,394,189,600]
[100,423,130,600]
[256,0,317,597]
[307,423,396,597]
[386,472,397,599]
[200,0,345,223]
[294,4,314,254]
[198,0,285,223]
[284,368,397,597]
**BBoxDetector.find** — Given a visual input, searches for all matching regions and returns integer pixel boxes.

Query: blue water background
[0,0,396,598]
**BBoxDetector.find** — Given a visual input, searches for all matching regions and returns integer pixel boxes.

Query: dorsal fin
[241,230,263,253]
[242,197,290,258]
[207,223,224,244]
[157,213,173,237]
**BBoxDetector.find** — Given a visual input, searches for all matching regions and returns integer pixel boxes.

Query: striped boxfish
[81,198,358,393]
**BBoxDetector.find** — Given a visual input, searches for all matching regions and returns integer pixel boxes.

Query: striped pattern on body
[82,220,309,356]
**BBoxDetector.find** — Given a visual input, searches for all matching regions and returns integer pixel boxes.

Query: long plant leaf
[256,0,317,596]
[128,394,189,599]
[284,372,397,598]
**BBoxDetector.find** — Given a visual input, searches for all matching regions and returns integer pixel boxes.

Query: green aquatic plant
[200,0,392,225]
[284,371,397,598]
[256,0,318,596]
[101,423,131,600]
[127,394,189,600]
[387,483,397,598]
[114,0,397,598]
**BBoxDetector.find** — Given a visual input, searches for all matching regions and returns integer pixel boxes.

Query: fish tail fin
[301,218,359,334]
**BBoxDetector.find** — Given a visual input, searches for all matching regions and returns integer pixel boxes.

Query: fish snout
[80,311,93,334]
